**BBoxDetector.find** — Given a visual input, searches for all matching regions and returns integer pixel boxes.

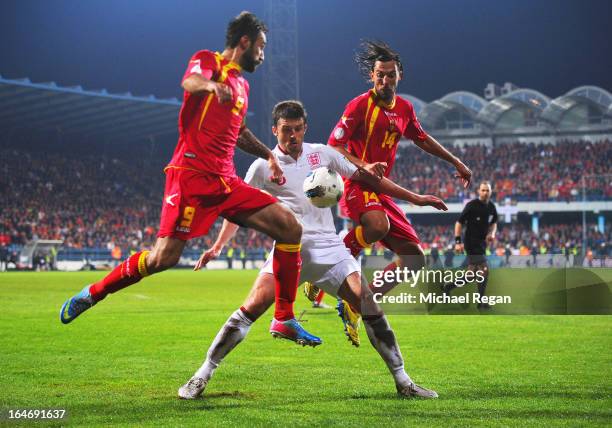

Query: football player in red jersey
[329,40,472,297]
[60,12,321,346]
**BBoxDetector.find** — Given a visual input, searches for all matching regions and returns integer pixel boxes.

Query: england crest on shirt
[307,152,321,168]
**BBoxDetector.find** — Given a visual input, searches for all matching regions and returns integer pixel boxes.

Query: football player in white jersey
[178,100,447,399]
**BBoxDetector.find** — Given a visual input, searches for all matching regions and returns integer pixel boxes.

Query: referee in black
[443,181,498,309]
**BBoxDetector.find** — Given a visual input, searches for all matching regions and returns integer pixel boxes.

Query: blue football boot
[270,318,322,347]
[60,285,96,324]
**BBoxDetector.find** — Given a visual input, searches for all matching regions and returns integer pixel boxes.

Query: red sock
[89,251,150,301]
[369,261,399,294]
[315,290,325,304]
[343,225,370,257]
[272,244,301,321]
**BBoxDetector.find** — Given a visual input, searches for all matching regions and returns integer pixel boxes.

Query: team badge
[333,127,345,140]
[307,152,321,168]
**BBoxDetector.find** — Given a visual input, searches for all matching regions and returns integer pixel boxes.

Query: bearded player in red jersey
[329,40,472,300]
[60,12,322,346]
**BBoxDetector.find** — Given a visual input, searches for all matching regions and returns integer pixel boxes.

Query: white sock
[194,308,253,381]
[363,315,412,386]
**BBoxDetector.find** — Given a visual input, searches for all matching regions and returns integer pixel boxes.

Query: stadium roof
[419,91,486,129]
[476,88,550,127]
[0,75,182,143]
[541,86,612,125]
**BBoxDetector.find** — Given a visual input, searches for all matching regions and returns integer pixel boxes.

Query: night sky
[2,0,611,144]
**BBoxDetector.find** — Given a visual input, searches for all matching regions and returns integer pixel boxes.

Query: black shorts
[466,253,487,265]
[465,241,487,265]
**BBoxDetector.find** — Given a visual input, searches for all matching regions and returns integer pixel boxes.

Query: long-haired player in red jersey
[328,40,473,333]
[60,12,322,347]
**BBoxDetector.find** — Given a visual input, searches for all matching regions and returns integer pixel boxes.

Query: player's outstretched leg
[179,307,255,399]
[179,274,275,399]
[234,203,322,346]
[339,272,438,398]
[59,238,185,324]
[363,315,437,399]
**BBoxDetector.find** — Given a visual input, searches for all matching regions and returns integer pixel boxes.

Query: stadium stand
[392,139,611,202]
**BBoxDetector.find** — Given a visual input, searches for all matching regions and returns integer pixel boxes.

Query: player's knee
[278,211,302,243]
[363,219,389,243]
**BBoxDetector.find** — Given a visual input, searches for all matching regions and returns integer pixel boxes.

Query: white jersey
[244,143,357,241]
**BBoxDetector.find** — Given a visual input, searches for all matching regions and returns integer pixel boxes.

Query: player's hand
[486,234,495,244]
[416,195,448,211]
[268,155,285,184]
[453,160,472,188]
[213,83,233,104]
[362,162,387,179]
[455,243,464,253]
[194,246,222,270]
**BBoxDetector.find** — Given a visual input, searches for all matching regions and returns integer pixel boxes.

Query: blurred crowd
[1,139,610,257]
[0,149,273,253]
[416,222,609,257]
[392,139,611,202]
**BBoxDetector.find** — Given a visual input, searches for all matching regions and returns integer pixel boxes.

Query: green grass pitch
[1,270,611,427]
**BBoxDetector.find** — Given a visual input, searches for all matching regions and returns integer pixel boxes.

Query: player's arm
[412,134,472,188]
[354,168,447,211]
[403,104,471,187]
[182,74,233,103]
[325,145,446,210]
[194,220,239,271]
[237,128,284,183]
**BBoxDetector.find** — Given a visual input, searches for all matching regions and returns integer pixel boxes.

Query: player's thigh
[383,234,425,270]
[233,202,301,243]
[241,273,275,320]
[359,209,390,242]
[309,246,360,296]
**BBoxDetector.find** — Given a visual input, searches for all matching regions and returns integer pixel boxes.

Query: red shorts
[158,167,277,240]
[340,181,420,247]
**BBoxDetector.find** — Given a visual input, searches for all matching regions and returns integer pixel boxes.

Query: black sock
[443,282,457,295]
[477,274,488,298]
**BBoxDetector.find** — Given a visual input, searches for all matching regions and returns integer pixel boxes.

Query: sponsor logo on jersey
[307,152,321,168]
[271,176,287,185]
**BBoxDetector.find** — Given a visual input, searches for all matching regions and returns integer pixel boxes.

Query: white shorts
[261,236,360,296]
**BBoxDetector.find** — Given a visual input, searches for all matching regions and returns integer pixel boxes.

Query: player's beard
[377,86,395,103]
[240,46,260,73]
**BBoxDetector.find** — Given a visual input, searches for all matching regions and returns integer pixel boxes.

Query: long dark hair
[354,40,403,80]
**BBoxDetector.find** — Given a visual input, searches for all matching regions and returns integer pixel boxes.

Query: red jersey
[328,90,427,177]
[167,50,249,177]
